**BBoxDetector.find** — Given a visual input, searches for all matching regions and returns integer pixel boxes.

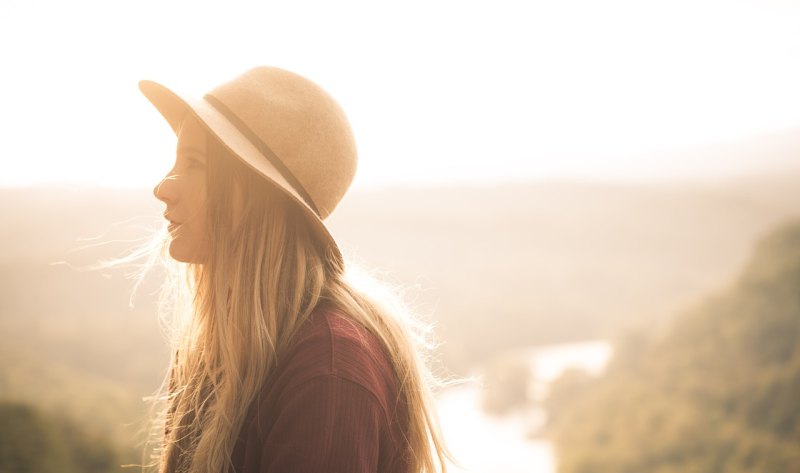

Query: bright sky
[1,0,800,189]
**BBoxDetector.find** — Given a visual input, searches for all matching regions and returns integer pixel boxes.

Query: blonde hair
[150,134,451,472]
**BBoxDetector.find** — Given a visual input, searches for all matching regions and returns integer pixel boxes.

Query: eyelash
[186,158,205,169]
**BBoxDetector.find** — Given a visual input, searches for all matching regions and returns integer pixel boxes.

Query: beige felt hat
[139,66,357,263]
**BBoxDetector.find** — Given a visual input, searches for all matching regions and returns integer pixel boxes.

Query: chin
[168,243,201,264]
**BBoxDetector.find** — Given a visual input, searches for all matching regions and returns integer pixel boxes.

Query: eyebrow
[176,146,207,160]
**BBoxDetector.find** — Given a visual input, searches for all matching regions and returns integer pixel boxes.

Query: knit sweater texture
[229,305,411,472]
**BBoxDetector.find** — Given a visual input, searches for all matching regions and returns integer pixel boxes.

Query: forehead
[176,115,207,151]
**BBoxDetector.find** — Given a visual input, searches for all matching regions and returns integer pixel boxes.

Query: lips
[164,213,181,232]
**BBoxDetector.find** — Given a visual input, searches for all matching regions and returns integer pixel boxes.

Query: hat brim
[139,79,342,265]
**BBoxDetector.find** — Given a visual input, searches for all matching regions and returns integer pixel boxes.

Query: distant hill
[547,219,800,473]
[0,401,124,473]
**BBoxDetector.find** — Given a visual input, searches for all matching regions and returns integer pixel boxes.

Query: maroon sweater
[230,306,412,472]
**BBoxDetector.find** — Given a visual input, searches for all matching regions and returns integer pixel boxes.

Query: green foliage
[548,220,800,473]
[544,367,593,428]
[0,401,121,473]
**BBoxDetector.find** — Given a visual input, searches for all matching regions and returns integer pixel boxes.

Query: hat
[139,66,357,263]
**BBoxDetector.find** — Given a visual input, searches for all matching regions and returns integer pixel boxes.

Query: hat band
[204,93,321,217]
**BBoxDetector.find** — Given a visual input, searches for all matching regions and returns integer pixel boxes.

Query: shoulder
[234,305,411,472]
[272,305,399,418]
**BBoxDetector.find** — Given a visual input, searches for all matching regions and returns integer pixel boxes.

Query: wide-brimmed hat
[139,66,357,263]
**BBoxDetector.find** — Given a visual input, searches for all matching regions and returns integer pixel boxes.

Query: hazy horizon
[3,0,800,190]
[4,130,800,191]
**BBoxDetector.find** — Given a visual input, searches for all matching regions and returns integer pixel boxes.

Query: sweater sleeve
[257,374,387,473]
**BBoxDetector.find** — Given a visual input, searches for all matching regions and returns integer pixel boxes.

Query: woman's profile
[139,66,450,472]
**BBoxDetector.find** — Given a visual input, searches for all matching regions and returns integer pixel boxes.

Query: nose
[153,172,178,205]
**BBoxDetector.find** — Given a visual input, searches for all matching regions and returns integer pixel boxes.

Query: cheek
[190,200,210,261]
[194,215,209,245]
[192,181,208,214]
[167,236,195,263]
[189,180,208,234]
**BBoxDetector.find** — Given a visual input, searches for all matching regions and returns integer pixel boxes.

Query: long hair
[152,133,451,472]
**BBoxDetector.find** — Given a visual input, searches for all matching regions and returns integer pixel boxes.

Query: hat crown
[206,67,357,219]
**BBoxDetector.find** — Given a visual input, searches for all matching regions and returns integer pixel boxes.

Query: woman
[140,66,450,473]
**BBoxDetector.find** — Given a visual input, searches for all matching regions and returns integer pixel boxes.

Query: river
[437,340,612,473]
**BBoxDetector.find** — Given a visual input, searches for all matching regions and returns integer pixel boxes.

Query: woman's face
[153,115,209,263]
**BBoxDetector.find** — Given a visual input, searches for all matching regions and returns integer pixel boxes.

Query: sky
[1,0,800,189]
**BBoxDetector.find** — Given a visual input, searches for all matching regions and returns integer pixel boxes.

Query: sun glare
[1,0,799,189]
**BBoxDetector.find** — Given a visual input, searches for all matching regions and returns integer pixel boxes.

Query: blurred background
[1,0,799,472]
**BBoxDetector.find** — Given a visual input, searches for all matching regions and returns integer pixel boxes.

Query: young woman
[140,67,450,472]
